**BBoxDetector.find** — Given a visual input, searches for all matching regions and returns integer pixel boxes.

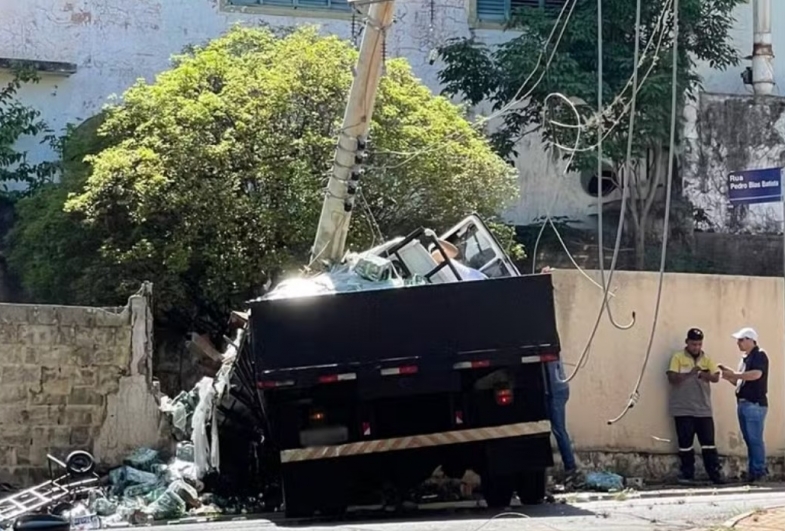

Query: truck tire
[515,469,546,505]
[284,500,313,519]
[482,474,514,509]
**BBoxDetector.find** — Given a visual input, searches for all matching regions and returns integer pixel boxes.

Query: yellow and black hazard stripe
[280,420,551,463]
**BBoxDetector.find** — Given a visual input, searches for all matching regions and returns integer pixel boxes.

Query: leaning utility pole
[310,0,396,266]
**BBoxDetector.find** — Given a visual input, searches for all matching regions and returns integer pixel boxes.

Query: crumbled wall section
[0,283,166,486]
[683,93,785,232]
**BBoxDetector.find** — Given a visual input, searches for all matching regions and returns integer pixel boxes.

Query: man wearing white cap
[718,327,770,482]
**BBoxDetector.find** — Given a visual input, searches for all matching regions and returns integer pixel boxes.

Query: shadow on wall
[0,198,23,303]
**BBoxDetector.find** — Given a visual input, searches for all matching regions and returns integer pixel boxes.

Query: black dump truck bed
[249,273,561,373]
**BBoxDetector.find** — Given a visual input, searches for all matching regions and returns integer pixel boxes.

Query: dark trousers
[674,416,720,480]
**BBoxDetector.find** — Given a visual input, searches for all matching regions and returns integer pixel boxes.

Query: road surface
[123,488,785,531]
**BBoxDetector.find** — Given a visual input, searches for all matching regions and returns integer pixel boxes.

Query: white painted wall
[0,0,597,226]
[680,3,785,234]
[0,0,773,227]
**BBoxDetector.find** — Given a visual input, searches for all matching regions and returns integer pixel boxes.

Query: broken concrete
[0,283,168,485]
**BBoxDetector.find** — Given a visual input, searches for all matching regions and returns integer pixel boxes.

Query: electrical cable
[369,0,579,169]
[468,511,564,531]
[592,0,645,332]
[529,0,672,309]
[529,94,622,298]
[601,0,644,330]
[545,0,671,154]
[558,0,647,383]
[607,0,680,425]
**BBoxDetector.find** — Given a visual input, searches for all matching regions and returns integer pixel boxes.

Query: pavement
[730,505,785,530]
[107,485,785,531]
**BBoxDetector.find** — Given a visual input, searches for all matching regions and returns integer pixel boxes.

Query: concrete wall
[0,283,165,485]
[683,93,785,233]
[553,269,785,478]
[0,0,618,227]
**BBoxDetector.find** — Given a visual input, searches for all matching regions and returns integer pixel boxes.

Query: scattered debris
[584,471,625,492]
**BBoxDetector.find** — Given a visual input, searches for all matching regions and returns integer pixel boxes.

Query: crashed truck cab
[247,214,562,517]
[363,214,519,283]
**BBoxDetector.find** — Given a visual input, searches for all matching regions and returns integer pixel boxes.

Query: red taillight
[381,365,419,376]
[453,360,491,370]
[318,372,356,384]
[257,380,294,389]
[539,353,559,362]
[495,388,514,406]
[362,422,371,436]
[455,411,464,425]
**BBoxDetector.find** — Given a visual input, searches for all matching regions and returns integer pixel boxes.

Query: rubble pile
[79,444,263,526]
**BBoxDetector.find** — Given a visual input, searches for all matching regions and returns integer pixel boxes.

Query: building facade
[0,0,781,227]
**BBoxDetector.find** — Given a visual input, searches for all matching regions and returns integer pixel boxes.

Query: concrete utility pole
[310,0,396,265]
[752,0,775,95]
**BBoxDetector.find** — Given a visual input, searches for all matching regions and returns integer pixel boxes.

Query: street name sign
[727,167,783,205]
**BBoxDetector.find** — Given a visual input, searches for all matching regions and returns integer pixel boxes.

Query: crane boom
[310,0,396,266]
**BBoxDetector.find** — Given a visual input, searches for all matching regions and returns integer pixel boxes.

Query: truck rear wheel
[515,469,546,505]
[482,474,514,509]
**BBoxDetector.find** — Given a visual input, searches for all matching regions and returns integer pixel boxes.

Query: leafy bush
[9,26,519,334]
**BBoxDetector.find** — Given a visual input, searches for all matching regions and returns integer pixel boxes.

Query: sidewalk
[730,506,785,530]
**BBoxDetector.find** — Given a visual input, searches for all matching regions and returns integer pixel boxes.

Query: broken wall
[683,93,785,232]
[0,283,167,485]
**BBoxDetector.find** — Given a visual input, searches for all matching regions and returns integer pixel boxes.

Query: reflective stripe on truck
[280,420,551,463]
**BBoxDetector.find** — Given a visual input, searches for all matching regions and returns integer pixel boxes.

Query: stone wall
[0,283,166,485]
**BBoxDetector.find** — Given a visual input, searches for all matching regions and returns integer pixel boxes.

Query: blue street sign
[727,167,783,205]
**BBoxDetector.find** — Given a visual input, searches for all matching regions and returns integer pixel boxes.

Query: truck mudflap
[280,420,551,463]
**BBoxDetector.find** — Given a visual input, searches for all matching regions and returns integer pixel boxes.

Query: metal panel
[250,273,561,372]
[280,420,551,462]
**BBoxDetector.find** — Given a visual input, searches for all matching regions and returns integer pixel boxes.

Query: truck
[211,0,564,518]
[241,215,563,517]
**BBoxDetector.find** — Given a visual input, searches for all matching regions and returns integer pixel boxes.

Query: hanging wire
[607,0,681,425]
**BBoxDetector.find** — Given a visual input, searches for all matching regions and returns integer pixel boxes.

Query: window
[226,0,350,12]
[475,0,565,24]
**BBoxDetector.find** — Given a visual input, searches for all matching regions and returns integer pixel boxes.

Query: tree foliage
[8,26,518,334]
[438,0,743,267]
[0,67,59,198]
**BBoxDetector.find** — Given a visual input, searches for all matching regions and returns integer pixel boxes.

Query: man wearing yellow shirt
[666,328,723,484]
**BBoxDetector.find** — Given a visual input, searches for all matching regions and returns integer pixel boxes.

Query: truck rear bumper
[280,420,551,463]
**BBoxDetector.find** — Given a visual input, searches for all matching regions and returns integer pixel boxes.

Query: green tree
[6,114,113,305]
[8,26,518,334]
[0,67,59,197]
[438,0,743,268]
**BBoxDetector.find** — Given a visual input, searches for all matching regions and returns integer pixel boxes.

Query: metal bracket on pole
[310,0,396,266]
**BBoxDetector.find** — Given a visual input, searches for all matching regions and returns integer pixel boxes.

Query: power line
[369,0,580,168]
[557,0,649,383]
[607,0,680,425]
[527,0,673,309]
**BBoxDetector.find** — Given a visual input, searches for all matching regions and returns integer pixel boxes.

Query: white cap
[732,327,759,342]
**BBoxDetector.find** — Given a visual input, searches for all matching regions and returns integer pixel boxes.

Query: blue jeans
[737,401,768,478]
[549,393,576,471]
